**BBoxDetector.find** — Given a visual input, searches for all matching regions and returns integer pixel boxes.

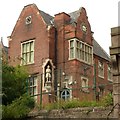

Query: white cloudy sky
[0,0,119,54]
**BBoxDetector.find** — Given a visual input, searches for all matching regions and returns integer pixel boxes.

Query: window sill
[108,79,113,82]
[82,89,90,93]
[20,62,35,66]
[98,75,104,79]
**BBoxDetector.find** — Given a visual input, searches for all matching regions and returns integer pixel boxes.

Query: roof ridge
[39,10,54,25]
[39,10,53,18]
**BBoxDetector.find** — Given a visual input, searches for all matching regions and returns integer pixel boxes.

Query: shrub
[2,94,35,119]
[63,99,80,109]
[100,93,113,107]
[44,94,113,111]
[44,99,101,110]
[44,102,59,111]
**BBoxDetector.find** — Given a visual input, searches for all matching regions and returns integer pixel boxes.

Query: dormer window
[25,16,32,25]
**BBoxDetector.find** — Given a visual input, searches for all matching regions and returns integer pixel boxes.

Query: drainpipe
[94,63,97,100]
[40,73,43,109]
[54,28,58,96]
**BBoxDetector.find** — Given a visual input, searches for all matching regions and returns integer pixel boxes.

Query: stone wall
[28,107,117,119]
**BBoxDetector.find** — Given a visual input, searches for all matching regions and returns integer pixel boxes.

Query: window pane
[98,61,104,77]
[34,76,37,85]
[89,47,92,54]
[82,43,84,50]
[76,48,79,59]
[22,44,26,53]
[30,87,33,95]
[85,53,87,62]
[30,42,34,51]
[29,78,33,86]
[22,53,26,64]
[70,48,74,58]
[26,53,29,63]
[70,41,74,47]
[80,42,82,49]
[78,49,80,59]
[30,52,34,62]
[33,87,36,95]
[26,43,30,52]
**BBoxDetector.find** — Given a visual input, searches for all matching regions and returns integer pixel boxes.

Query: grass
[43,94,113,111]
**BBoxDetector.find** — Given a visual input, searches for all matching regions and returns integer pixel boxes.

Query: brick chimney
[54,12,71,27]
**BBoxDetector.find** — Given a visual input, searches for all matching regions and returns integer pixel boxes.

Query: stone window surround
[69,38,93,65]
[28,74,38,100]
[98,60,104,79]
[21,39,35,65]
[81,76,89,92]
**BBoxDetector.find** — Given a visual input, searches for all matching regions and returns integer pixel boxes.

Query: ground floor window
[27,75,38,96]
[81,77,89,92]
[61,89,70,100]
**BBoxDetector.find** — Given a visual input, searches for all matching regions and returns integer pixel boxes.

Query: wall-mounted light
[62,72,65,76]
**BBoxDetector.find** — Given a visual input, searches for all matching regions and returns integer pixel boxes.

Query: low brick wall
[28,106,117,119]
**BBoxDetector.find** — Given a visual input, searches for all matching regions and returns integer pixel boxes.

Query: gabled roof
[38,7,110,61]
[0,38,8,54]
[93,39,110,61]
[69,9,81,22]
[40,10,54,25]
[69,9,110,61]
[11,4,110,62]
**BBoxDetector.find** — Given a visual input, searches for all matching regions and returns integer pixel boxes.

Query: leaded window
[28,75,37,96]
[61,89,70,100]
[98,61,104,78]
[21,40,34,65]
[69,38,93,64]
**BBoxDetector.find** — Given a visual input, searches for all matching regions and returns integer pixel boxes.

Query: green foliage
[100,93,113,107]
[2,64,28,105]
[63,100,100,109]
[44,94,113,111]
[63,99,80,109]
[44,99,100,111]
[2,94,35,119]
[44,102,59,111]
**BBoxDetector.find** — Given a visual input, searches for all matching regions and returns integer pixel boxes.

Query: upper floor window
[25,16,32,25]
[98,60,104,78]
[69,38,93,64]
[70,40,75,59]
[21,40,34,65]
[108,65,112,81]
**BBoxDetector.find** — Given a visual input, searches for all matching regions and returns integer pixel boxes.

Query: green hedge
[2,94,35,119]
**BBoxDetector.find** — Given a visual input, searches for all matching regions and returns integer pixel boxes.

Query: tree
[2,64,28,105]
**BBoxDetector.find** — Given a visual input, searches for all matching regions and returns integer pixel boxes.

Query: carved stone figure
[45,65,51,82]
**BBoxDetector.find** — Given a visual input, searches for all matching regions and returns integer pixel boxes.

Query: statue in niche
[45,65,51,82]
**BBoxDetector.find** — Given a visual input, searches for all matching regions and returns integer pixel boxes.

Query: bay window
[69,38,93,64]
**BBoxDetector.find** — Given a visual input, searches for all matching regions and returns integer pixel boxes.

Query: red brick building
[0,38,8,64]
[8,4,112,104]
